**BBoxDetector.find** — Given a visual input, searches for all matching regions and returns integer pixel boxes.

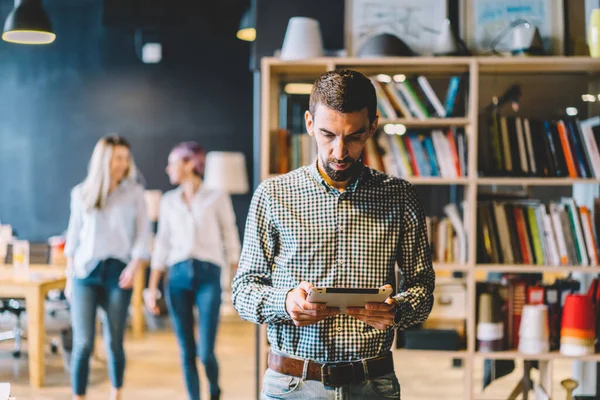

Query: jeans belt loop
[301,359,310,380]
[361,359,369,381]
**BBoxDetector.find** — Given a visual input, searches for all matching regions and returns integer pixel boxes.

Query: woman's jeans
[166,259,222,400]
[70,258,132,395]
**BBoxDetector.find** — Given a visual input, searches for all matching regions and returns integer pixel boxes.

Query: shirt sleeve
[217,192,241,266]
[64,187,82,261]
[150,195,170,271]
[130,187,151,261]
[231,182,291,324]
[393,181,435,330]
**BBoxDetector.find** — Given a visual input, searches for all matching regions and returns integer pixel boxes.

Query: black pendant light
[2,0,55,45]
[236,7,255,42]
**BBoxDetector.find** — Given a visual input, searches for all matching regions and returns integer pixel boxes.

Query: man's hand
[285,281,339,327]
[346,284,396,330]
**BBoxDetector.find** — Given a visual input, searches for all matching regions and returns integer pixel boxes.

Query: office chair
[0,242,70,362]
[0,244,29,358]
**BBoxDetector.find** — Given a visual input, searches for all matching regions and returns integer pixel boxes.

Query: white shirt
[150,186,241,271]
[64,180,151,278]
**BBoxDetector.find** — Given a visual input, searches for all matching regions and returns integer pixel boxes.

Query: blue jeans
[166,259,222,400]
[70,259,132,395]
[261,369,401,399]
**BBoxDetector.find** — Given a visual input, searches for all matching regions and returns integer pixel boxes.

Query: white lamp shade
[203,151,249,194]
[280,17,324,60]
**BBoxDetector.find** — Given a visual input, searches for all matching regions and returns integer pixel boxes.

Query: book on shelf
[365,128,467,179]
[371,74,468,120]
[426,201,468,265]
[477,196,600,267]
[270,129,318,174]
[479,114,600,178]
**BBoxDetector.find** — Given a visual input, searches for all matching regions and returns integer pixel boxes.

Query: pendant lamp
[2,0,55,45]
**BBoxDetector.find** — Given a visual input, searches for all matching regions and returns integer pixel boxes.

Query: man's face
[305,104,377,182]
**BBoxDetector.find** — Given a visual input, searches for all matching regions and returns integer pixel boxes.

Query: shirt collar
[307,158,368,194]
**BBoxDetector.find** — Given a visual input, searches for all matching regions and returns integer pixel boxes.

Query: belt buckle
[320,362,355,387]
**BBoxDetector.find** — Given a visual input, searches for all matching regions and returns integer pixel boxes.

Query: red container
[561,294,596,333]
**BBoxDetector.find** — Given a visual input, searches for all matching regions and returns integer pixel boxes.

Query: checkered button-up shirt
[232,160,435,362]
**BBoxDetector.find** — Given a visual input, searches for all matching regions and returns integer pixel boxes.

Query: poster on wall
[460,0,564,55]
[345,0,448,56]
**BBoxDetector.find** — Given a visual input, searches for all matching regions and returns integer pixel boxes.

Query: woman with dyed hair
[64,135,150,400]
[144,141,240,400]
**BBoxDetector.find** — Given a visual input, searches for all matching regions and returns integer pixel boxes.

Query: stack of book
[370,74,468,120]
[364,128,467,178]
[477,197,600,266]
[271,130,318,174]
[479,115,600,178]
[425,202,468,265]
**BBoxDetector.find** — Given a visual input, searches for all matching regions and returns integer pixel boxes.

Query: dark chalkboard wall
[0,0,254,241]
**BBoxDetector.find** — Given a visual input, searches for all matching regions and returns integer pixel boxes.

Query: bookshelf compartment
[261,56,600,400]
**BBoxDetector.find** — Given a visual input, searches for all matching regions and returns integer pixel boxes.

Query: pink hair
[169,141,206,177]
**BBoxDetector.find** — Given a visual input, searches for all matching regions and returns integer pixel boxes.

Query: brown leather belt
[267,351,394,387]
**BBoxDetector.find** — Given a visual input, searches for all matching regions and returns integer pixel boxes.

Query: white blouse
[64,180,151,278]
[150,186,241,271]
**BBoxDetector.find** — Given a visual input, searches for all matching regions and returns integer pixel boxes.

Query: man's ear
[366,115,379,139]
[305,110,314,136]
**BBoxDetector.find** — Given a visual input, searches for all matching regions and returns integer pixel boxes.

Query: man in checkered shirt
[232,69,435,399]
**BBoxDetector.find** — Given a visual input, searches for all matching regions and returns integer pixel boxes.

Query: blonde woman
[64,135,150,400]
[144,142,240,400]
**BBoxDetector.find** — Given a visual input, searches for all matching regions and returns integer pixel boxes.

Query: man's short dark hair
[309,69,377,124]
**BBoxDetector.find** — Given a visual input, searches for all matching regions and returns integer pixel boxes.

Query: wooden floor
[0,318,581,399]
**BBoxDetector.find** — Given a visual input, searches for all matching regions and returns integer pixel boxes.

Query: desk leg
[131,264,146,339]
[26,288,45,388]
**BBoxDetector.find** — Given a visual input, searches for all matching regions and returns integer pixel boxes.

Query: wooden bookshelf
[474,351,600,362]
[433,263,470,272]
[260,56,600,400]
[477,177,600,186]
[380,117,470,126]
[476,264,600,274]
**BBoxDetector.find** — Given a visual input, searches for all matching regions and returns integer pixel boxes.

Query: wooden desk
[131,261,149,338]
[0,265,66,388]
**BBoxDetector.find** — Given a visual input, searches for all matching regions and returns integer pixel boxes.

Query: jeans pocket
[168,261,192,289]
[368,372,401,399]
[261,369,302,398]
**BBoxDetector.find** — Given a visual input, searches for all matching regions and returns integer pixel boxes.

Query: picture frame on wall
[345,0,449,56]
[459,0,565,55]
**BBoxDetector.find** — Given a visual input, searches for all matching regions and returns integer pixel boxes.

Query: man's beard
[320,155,362,182]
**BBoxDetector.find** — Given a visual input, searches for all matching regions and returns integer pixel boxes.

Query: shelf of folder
[475,265,600,274]
[477,177,600,186]
[474,350,600,361]
[379,118,470,127]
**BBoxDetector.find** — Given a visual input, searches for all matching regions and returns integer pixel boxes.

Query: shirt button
[336,326,343,332]
[338,225,345,232]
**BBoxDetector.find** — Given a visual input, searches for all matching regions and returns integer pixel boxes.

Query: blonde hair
[80,135,138,210]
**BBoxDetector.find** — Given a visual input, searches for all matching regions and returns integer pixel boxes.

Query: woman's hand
[119,259,143,289]
[143,289,161,315]
[64,278,72,302]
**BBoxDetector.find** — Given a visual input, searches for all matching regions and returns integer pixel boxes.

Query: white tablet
[306,287,393,313]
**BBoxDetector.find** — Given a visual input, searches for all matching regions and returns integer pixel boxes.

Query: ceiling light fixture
[2,0,55,45]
